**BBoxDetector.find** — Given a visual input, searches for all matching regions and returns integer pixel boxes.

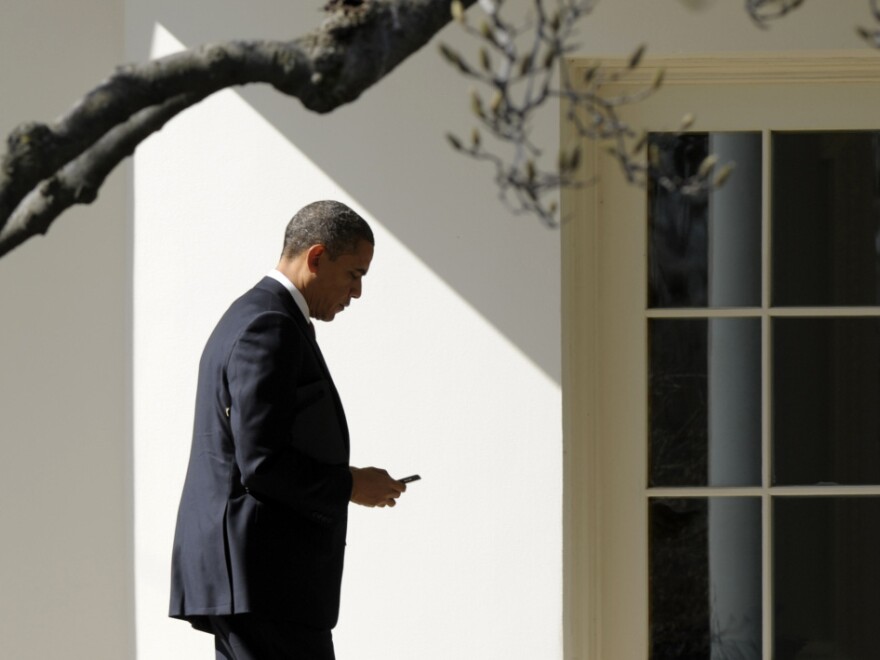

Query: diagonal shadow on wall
[126,1,561,385]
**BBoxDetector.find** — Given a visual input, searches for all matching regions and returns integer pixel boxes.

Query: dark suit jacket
[169,277,353,631]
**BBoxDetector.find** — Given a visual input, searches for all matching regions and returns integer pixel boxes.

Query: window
[563,54,880,660]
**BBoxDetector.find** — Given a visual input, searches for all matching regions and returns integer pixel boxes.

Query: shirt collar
[267,269,311,323]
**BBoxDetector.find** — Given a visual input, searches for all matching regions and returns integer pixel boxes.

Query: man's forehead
[336,241,373,271]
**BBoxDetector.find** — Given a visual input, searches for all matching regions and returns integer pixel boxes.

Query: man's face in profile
[305,239,373,322]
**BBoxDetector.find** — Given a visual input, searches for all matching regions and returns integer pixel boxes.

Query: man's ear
[305,244,326,274]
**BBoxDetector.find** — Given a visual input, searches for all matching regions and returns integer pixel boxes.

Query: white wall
[128,3,562,659]
[0,0,131,658]
[576,0,867,55]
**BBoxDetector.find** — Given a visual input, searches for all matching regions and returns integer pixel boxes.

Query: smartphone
[399,474,421,484]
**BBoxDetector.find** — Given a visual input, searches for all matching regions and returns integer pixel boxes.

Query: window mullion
[761,127,773,660]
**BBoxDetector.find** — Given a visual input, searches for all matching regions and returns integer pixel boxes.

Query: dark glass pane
[773,318,880,485]
[774,497,880,660]
[648,133,709,308]
[649,132,762,308]
[772,131,880,306]
[650,319,761,487]
[650,497,761,660]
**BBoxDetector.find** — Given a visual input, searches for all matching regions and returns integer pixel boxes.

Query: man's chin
[319,305,345,322]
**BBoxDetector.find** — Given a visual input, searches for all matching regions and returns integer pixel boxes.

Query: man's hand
[350,466,406,508]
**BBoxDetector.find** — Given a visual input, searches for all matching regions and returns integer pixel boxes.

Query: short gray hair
[282,200,374,259]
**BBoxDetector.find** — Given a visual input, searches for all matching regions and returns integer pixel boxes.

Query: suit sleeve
[227,310,352,521]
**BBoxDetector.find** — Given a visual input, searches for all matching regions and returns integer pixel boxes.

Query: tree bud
[490,90,504,114]
[697,154,719,178]
[568,146,581,172]
[584,64,599,83]
[451,0,466,23]
[652,68,665,89]
[471,89,485,118]
[628,44,646,69]
[714,163,735,187]
[480,48,491,71]
[447,133,463,151]
[632,132,649,155]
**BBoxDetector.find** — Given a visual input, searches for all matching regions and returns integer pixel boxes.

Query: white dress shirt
[267,269,311,324]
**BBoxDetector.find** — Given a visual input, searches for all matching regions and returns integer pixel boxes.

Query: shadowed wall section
[0,0,132,658]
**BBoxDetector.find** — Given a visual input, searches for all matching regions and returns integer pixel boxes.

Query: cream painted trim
[561,87,600,660]
[566,50,880,86]
[561,51,880,660]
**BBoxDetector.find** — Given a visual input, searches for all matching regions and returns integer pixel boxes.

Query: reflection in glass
[774,497,880,660]
[650,319,761,487]
[650,497,761,660]
[773,318,880,485]
[648,132,761,308]
[773,131,880,306]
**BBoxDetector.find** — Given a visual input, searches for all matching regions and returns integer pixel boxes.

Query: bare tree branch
[0,92,204,256]
[441,0,723,227]
[3,0,878,257]
[444,0,880,225]
[745,0,806,28]
[0,0,476,258]
[857,0,880,46]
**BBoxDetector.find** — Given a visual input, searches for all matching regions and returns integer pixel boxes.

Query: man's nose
[351,280,362,298]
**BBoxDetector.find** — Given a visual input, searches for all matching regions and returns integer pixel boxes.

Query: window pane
[648,132,762,309]
[650,318,761,487]
[772,131,880,307]
[650,497,761,660]
[773,318,880,485]
[774,497,880,660]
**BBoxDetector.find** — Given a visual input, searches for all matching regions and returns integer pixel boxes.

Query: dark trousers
[208,615,335,660]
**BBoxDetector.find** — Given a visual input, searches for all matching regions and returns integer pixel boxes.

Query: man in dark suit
[169,200,407,659]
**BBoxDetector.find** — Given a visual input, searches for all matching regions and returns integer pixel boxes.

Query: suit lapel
[255,277,350,450]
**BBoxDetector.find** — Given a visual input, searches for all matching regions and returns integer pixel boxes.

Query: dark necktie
[306,321,316,341]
